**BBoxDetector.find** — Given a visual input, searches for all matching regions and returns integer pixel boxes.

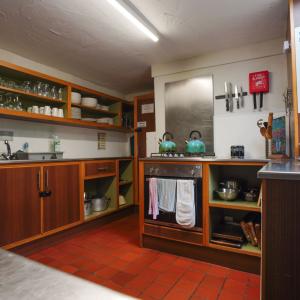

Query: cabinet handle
[97,167,108,172]
[45,169,49,190]
[37,170,41,191]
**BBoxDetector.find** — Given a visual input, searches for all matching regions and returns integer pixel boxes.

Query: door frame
[133,92,155,205]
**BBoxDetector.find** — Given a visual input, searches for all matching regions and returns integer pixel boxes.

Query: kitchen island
[258,159,300,300]
[139,157,267,274]
[0,249,134,300]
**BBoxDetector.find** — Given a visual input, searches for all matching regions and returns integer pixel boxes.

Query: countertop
[258,159,300,180]
[0,249,135,300]
[139,157,269,163]
[0,156,133,165]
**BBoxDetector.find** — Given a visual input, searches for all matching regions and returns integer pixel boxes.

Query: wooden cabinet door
[43,164,80,232]
[0,166,41,246]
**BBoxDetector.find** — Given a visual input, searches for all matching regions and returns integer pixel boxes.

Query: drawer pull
[97,167,109,171]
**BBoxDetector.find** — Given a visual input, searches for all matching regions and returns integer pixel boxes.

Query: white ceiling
[0,0,288,94]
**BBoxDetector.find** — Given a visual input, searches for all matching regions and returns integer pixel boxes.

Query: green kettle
[159,132,177,153]
[185,130,206,154]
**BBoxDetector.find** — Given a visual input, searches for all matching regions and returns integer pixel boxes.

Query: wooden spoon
[265,113,273,139]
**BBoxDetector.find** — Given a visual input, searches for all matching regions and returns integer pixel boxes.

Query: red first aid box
[249,71,269,94]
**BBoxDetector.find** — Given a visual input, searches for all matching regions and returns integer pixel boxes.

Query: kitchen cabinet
[0,166,41,246]
[43,164,80,232]
[0,158,134,249]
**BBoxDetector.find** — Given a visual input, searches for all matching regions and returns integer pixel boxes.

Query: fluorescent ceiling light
[106,0,159,42]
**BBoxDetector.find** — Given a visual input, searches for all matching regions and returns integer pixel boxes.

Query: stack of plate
[82,97,97,108]
[96,104,109,111]
[82,117,97,122]
[71,92,82,104]
[97,117,114,125]
[71,107,81,119]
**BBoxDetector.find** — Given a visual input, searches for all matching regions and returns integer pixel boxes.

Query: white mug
[39,107,45,114]
[51,107,58,117]
[44,106,51,116]
[27,107,32,113]
[58,109,64,118]
[32,106,39,114]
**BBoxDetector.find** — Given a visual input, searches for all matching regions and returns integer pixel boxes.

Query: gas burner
[150,152,215,158]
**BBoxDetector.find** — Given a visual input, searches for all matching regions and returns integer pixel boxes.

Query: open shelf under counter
[0,85,67,105]
[84,172,116,180]
[84,207,118,222]
[209,241,261,257]
[119,180,133,186]
[209,199,261,212]
[118,203,135,210]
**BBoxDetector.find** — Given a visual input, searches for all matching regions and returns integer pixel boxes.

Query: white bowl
[81,97,97,108]
[71,92,82,104]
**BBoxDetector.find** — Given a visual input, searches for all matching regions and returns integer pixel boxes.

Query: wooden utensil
[265,113,273,139]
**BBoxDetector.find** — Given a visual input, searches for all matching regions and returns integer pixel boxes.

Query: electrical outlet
[98,132,106,150]
[0,131,13,141]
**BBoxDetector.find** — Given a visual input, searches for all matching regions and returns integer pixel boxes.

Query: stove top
[150,152,216,159]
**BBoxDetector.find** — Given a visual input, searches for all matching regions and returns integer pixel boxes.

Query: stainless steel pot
[92,196,110,212]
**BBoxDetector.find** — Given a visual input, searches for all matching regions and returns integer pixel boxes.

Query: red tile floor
[26,214,260,300]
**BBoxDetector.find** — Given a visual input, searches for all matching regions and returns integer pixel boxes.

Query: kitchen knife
[240,87,244,107]
[253,93,257,110]
[235,85,239,109]
[228,82,233,112]
[224,82,229,112]
[259,92,263,111]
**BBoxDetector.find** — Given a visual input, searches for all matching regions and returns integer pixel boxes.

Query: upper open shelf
[0,60,133,133]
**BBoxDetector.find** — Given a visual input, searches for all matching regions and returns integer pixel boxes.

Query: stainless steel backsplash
[165,76,214,153]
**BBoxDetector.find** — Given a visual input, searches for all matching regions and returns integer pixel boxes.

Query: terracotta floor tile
[94,266,118,279]
[24,214,260,300]
[183,270,205,282]
[206,265,231,278]
[193,286,220,300]
[57,264,78,274]
[244,286,260,300]
[218,290,245,300]
[164,287,191,300]
[141,281,171,300]
[200,274,225,290]
[227,270,250,283]
[222,278,246,295]
[110,271,136,286]
[174,278,198,294]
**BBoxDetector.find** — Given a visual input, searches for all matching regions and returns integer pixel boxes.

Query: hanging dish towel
[157,178,177,212]
[148,178,159,219]
[176,179,195,228]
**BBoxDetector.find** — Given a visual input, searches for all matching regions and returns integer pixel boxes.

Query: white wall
[151,38,288,158]
[0,49,130,158]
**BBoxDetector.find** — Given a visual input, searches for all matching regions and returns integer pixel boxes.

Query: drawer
[85,161,116,177]
[144,223,203,245]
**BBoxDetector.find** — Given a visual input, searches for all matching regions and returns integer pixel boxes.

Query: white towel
[176,180,195,228]
[157,178,177,212]
[148,178,159,219]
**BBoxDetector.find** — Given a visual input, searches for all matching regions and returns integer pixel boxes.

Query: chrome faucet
[1,140,13,160]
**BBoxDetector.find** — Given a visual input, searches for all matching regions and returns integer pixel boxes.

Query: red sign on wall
[249,71,269,94]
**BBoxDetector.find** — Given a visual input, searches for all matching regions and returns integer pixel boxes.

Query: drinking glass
[58,88,63,100]
[50,86,59,99]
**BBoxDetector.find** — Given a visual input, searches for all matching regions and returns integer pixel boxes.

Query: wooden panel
[144,223,203,245]
[0,167,41,246]
[43,164,80,232]
[85,161,116,177]
[262,179,300,300]
[143,235,260,274]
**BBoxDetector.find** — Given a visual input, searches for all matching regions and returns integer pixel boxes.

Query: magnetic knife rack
[215,92,248,100]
